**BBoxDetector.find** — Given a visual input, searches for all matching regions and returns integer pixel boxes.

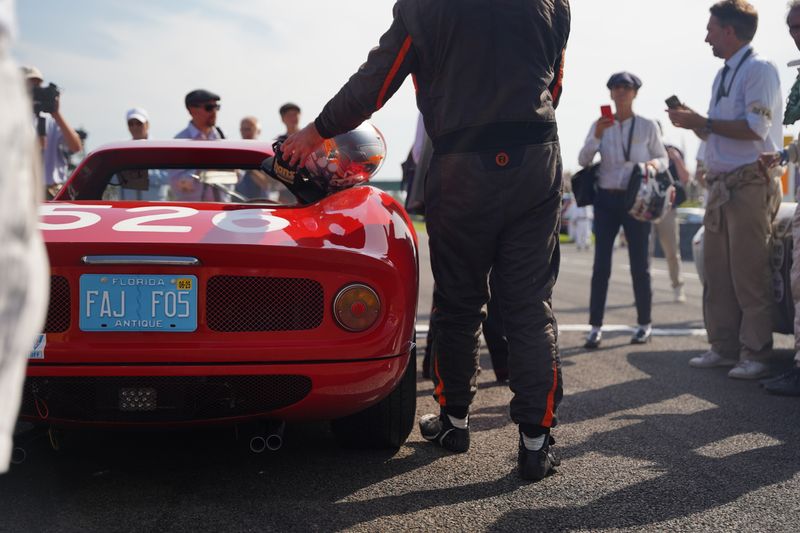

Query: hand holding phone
[600,105,614,122]
[665,95,683,109]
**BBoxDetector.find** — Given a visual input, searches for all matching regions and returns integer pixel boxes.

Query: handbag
[571,163,599,207]
[625,164,676,223]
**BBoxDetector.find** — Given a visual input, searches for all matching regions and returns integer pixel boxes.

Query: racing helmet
[302,122,387,191]
[626,163,676,223]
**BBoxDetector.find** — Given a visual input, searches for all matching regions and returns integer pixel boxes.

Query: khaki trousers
[652,208,683,288]
[703,181,774,360]
[792,205,800,363]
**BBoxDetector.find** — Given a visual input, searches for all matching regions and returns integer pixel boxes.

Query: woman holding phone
[578,72,669,348]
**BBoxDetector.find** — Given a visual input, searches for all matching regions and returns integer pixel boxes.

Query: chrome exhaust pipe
[249,435,267,454]
[265,421,285,452]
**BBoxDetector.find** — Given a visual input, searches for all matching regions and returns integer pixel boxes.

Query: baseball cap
[279,102,301,116]
[185,89,221,108]
[126,107,149,124]
[21,65,43,81]
[606,71,642,90]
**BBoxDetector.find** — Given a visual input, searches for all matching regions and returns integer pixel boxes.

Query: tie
[715,65,730,105]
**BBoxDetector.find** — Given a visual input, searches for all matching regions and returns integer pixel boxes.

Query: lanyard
[715,48,753,105]
[621,116,636,162]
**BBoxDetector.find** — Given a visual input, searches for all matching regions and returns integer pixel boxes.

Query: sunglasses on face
[193,103,221,112]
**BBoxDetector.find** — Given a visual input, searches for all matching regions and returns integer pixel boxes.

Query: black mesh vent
[21,375,312,423]
[44,276,70,333]
[206,276,324,332]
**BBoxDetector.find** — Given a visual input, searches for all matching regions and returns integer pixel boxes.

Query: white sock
[590,326,601,336]
[447,414,468,430]
[639,323,652,333]
[522,433,546,451]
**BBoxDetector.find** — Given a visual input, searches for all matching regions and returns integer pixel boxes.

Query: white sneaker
[674,285,686,303]
[689,350,736,368]
[728,360,771,380]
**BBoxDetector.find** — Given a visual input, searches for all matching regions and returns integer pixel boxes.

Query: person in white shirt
[0,0,49,473]
[578,71,669,349]
[669,0,783,380]
[566,201,593,251]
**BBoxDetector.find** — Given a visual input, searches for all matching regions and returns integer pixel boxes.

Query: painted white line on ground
[563,256,702,281]
[415,323,707,337]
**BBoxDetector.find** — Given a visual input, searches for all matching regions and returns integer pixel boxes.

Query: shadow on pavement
[488,349,800,531]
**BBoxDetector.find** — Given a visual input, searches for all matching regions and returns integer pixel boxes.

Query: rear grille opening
[21,375,312,422]
[44,276,70,333]
[206,276,324,332]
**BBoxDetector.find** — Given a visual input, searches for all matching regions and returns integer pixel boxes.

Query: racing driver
[281,0,571,481]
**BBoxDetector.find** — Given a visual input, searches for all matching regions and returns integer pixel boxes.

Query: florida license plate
[79,274,197,332]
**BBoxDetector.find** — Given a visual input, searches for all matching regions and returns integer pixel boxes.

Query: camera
[32,83,60,115]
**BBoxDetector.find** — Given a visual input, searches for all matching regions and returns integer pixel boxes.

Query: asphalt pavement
[2,231,800,532]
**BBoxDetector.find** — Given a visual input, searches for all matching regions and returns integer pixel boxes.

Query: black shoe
[764,367,800,396]
[419,413,470,453]
[630,326,652,345]
[584,330,602,349]
[518,434,560,481]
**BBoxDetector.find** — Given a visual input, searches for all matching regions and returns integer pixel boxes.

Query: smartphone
[665,95,683,109]
[600,105,614,122]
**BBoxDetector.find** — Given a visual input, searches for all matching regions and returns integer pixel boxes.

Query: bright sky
[12,0,800,178]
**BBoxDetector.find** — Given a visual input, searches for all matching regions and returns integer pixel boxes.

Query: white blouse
[578,115,669,190]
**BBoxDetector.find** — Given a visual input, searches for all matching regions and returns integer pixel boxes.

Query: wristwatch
[704,118,713,135]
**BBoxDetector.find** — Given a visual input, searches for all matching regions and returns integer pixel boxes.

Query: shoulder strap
[215,126,226,139]
[622,117,636,162]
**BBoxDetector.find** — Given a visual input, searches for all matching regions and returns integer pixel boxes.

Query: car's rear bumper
[21,353,410,428]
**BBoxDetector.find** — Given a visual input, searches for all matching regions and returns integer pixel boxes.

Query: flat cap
[185,89,221,107]
[606,72,642,90]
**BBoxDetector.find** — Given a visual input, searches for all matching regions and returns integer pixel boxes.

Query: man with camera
[669,0,783,380]
[22,65,82,199]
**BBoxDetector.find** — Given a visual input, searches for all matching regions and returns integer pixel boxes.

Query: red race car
[23,138,419,450]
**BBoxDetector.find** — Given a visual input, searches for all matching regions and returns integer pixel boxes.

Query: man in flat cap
[172,89,224,200]
[670,0,783,380]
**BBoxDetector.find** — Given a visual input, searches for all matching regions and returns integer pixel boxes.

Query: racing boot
[419,411,470,453]
[518,432,560,481]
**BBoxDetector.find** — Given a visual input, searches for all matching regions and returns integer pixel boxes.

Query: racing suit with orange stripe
[314,0,570,433]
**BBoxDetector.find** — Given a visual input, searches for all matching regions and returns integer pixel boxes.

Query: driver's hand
[281,123,324,167]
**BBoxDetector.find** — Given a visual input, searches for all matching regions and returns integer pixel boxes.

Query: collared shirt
[578,114,668,190]
[171,121,223,201]
[704,45,783,174]
[38,115,70,186]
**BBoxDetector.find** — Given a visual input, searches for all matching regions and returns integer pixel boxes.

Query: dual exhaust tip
[249,421,285,453]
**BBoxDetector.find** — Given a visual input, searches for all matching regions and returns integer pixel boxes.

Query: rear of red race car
[23,186,419,448]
